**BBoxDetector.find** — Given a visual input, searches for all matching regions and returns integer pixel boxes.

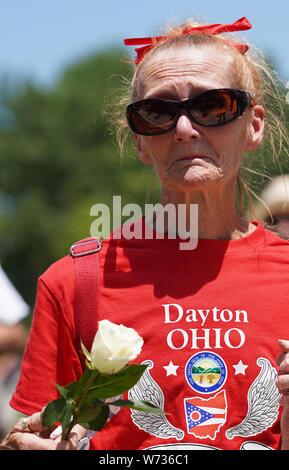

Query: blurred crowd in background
[0,43,288,437]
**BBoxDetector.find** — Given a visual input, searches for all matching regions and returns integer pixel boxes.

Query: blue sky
[0,0,288,86]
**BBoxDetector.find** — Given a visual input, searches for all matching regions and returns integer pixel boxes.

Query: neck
[151,181,254,240]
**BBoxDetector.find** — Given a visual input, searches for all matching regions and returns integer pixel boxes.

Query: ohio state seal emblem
[185,351,227,394]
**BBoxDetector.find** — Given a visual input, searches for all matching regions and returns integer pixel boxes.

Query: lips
[176,155,207,161]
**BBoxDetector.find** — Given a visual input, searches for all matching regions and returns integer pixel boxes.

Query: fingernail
[50,425,62,440]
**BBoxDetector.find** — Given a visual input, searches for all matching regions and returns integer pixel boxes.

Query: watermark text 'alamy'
[90,196,198,250]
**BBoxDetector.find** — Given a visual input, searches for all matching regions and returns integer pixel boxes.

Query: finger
[276,377,289,408]
[278,356,289,374]
[281,407,289,449]
[278,339,289,353]
[12,417,33,434]
[2,428,78,451]
[56,432,78,450]
[26,412,44,433]
[0,441,16,450]
[276,374,289,390]
[276,352,286,367]
[39,427,55,439]
[70,424,88,441]
[276,340,289,367]
[279,392,289,407]
[2,432,58,450]
[30,409,56,437]
[50,424,88,442]
[13,412,44,435]
[276,374,289,393]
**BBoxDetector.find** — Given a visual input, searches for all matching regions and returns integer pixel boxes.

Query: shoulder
[38,227,146,291]
[38,236,111,293]
[40,236,104,285]
[36,254,75,314]
[259,223,289,259]
[262,223,289,245]
[40,254,75,287]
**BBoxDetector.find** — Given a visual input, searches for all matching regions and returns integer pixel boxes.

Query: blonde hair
[108,18,288,217]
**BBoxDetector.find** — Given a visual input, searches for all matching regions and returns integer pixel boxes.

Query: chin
[163,170,221,192]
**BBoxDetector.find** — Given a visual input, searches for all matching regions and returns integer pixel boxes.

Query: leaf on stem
[105,399,165,414]
[81,340,91,364]
[61,400,74,435]
[42,396,75,436]
[54,382,71,400]
[78,403,110,431]
[65,369,99,400]
[42,397,66,428]
[86,364,148,399]
[77,398,102,422]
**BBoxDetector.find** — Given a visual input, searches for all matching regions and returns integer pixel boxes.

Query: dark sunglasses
[126,88,253,136]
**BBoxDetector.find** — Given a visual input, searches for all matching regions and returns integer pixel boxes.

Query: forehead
[136,47,235,99]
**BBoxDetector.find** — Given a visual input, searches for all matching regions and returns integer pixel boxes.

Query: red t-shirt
[10,220,289,450]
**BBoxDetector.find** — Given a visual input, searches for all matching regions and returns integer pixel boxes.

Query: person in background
[0,264,29,440]
[252,175,289,239]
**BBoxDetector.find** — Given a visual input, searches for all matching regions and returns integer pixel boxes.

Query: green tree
[0,48,160,310]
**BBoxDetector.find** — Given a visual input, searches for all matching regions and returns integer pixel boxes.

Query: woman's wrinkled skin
[0,409,86,450]
[134,48,264,240]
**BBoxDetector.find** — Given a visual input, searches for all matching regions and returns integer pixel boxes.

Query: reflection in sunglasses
[127,89,252,135]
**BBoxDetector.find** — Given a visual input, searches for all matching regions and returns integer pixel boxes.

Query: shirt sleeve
[10,273,83,416]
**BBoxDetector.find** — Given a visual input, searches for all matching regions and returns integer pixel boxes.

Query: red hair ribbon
[124,17,252,64]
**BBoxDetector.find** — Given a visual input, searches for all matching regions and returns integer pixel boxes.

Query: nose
[174,113,202,142]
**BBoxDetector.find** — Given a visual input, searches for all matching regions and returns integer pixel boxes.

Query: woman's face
[134,47,264,194]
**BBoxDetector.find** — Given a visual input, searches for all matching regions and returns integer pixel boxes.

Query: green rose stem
[61,370,99,441]
[42,323,165,443]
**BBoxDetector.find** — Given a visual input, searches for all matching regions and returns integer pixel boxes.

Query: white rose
[89,320,144,374]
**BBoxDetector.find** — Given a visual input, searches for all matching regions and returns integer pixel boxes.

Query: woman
[2,16,289,451]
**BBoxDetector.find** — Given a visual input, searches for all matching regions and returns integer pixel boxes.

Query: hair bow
[124,17,252,64]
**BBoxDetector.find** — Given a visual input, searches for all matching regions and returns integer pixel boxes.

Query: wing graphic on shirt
[226,357,280,439]
[128,359,185,440]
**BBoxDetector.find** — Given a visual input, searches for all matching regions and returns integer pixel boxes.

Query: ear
[245,105,265,151]
[134,134,153,165]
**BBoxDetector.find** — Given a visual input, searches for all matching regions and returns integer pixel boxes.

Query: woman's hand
[0,410,83,450]
[276,339,289,450]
